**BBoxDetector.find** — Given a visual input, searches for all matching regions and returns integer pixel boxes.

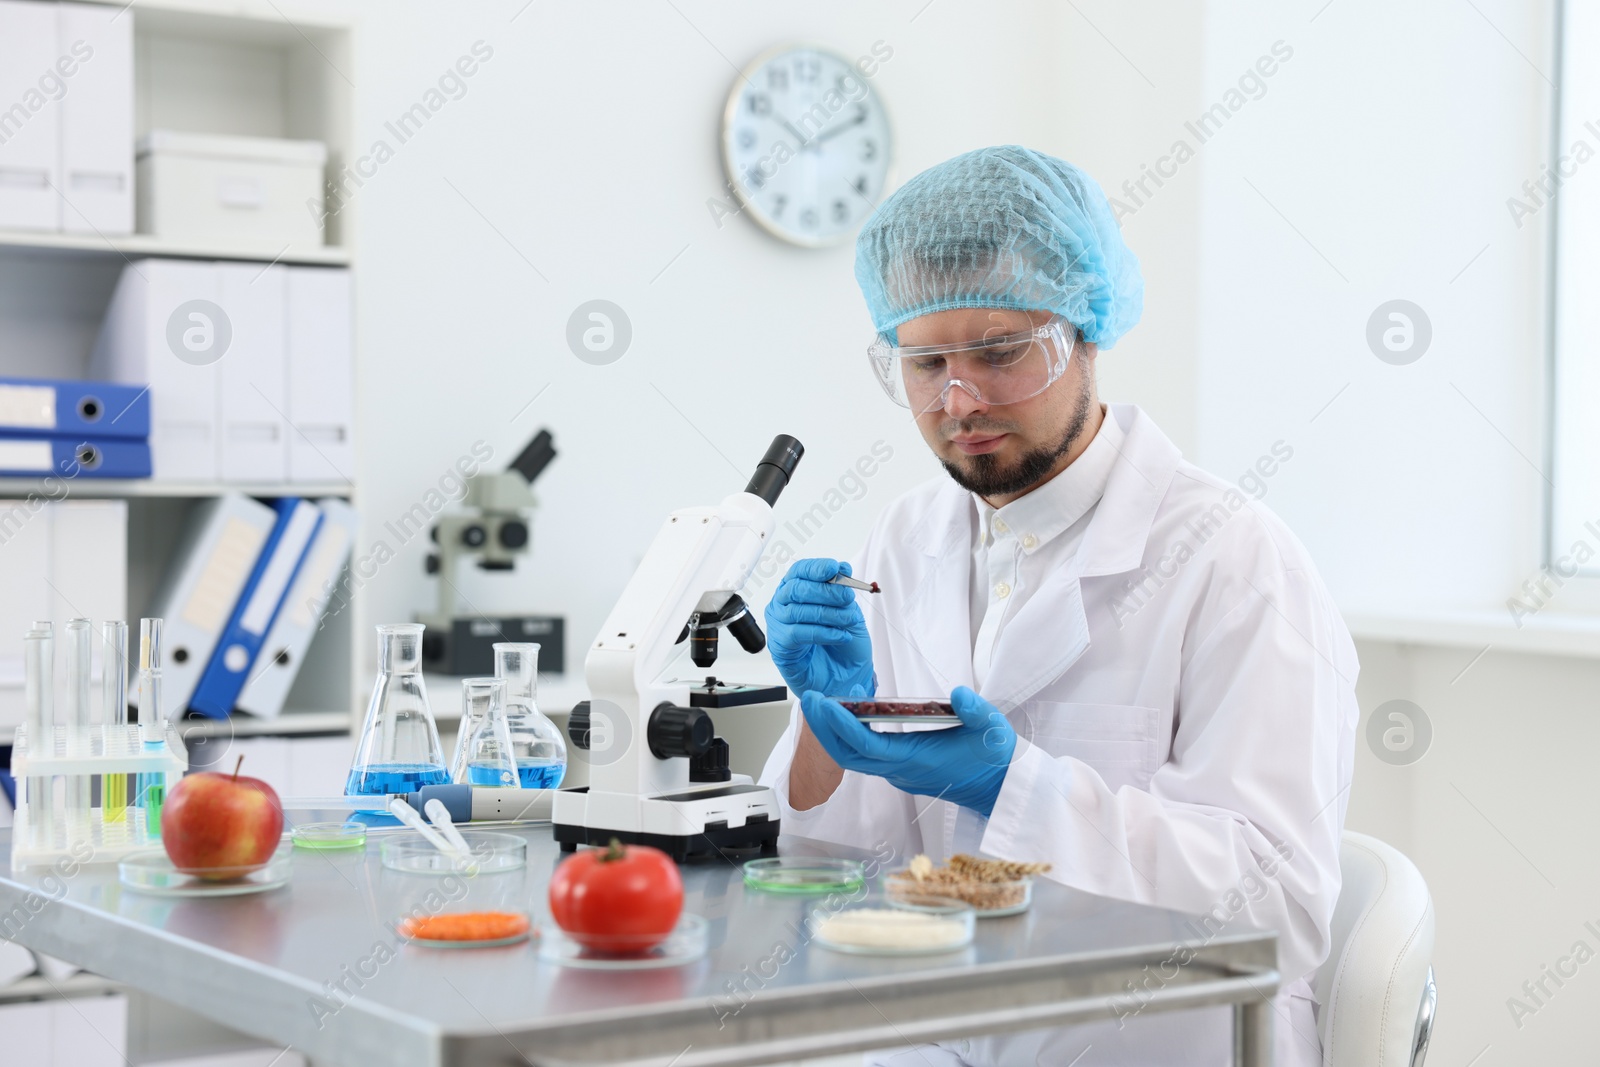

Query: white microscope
[553,436,804,861]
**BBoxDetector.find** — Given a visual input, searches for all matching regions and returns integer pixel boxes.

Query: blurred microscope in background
[420,429,565,676]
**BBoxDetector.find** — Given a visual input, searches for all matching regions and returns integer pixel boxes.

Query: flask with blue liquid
[457,677,517,787]
[346,624,449,798]
[493,642,566,789]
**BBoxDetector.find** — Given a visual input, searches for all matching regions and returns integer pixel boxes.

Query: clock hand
[813,109,868,145]
[776,116,813,151]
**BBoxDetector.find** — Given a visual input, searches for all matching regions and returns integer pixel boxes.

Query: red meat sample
[841,700,954,717]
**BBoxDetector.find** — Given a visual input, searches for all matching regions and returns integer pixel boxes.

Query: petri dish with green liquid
[743,856,865,895]
[292,822,368,851]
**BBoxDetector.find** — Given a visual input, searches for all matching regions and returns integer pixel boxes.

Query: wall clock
[720,43,894,247]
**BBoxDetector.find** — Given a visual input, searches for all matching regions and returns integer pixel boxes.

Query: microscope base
[554,818,779,862]
[552,782,782,862]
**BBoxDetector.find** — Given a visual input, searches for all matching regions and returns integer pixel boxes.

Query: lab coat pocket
[1022,702,1162,793]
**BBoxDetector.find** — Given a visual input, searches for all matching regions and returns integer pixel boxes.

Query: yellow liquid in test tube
[104,773,127,823]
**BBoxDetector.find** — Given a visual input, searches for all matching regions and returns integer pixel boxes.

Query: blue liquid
[516,760,565,789]
[466,762,516,787]
[465,760,566,788]
[347,811,403,828]
[345,763,450,796]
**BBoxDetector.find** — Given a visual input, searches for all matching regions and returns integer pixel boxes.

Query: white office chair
[1314,831,1437,1067]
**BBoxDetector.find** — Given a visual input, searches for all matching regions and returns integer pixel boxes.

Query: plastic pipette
[63,619,93,822]
[424,798,473,855]
[102,621,129,824]
[386,797,466,862]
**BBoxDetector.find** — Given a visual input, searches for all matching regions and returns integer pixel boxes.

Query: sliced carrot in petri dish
[400,911,531,942]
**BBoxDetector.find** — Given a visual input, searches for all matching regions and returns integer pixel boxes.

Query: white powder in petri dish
[816,908,968,951]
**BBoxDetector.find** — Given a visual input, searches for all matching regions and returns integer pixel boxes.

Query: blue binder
[189,498,324,719]
[0,435,152,478]
[0,376,150,439]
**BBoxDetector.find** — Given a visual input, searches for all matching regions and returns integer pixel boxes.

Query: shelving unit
[0,479,353,499]
[0,229,350,266]
[0,973,123,1007]
[0,0,360,745]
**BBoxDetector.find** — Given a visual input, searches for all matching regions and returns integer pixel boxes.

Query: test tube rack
[10,721,188,869]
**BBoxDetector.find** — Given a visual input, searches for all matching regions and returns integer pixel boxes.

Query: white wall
[1193,0,1556,616]
[344,0,1205,671]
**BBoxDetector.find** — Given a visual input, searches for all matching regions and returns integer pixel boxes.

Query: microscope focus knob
[689,736,731,783]
[461,524,487,548]
[499,520,529,549]
[568,701,592,750]
[647,703,714,760]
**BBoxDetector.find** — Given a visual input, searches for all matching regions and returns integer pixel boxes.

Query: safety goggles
[867,316,1075,415]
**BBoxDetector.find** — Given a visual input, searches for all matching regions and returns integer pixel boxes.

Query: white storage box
[136,131,327,247]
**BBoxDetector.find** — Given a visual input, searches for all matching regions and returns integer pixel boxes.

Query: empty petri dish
[743,856,865,895]
[380,830,526,873]
[292,822,367,852]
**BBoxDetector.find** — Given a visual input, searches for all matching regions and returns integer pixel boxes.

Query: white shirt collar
[973,407,1124,554]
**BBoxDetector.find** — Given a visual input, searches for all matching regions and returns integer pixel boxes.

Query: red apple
[162,755,284,879]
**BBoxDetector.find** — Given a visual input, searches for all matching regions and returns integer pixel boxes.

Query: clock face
[721,44,894,247]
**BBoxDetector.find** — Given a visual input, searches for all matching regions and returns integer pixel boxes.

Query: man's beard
[939,376,1094,498]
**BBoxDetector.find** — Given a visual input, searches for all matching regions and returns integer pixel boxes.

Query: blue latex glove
[765,558,875,700]
[801,686,1017,818]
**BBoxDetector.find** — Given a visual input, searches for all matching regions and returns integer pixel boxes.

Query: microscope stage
[552,781,781,861]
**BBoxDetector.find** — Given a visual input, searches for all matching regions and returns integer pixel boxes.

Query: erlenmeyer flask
[447,676,485,785]
[347,624,449,796]
[458,678,516,787]
[493,643,567,789]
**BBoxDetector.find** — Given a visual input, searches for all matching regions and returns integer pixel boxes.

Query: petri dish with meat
[837,698,959,725]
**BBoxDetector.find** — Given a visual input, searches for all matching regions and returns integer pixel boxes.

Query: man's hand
[765,558,875,700]
[799,686,1016,817]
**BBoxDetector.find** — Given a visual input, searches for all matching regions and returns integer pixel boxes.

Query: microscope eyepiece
[743,435,804,506]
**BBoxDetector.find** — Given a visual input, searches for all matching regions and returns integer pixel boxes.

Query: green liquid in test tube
[143,778,165,837]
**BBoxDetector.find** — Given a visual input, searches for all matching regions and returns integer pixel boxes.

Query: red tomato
[548,839,683,953]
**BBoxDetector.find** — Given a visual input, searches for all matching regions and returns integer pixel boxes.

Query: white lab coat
[760,404,1358,1067]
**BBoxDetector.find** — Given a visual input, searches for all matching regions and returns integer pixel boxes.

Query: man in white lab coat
[758,146,1358,1066]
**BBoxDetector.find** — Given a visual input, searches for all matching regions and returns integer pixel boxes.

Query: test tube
[23,629,54,847]
[31,620,53,725]
[102,621,129,824]
[137,618,164,742]
[137,618,165,837]
[63,619,93,823]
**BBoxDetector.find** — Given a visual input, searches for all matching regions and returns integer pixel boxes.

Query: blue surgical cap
[854,146,1143,348]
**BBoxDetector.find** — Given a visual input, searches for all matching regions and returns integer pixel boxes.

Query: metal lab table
[0,828,1279,1067]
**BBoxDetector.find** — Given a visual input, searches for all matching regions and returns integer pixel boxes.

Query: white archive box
[91,258,353,484]
[57,0,134,234]
[0,0,134,233]
[136,130,327,247]
[91,258,222,481]
[286,266,355,482]
[0,0,63,230]
[218,261,288,483]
